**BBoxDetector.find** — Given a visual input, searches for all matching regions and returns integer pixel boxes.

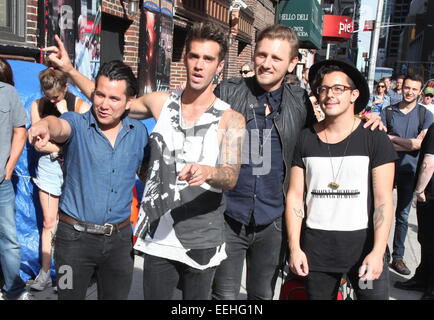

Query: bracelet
[414,190,424,196]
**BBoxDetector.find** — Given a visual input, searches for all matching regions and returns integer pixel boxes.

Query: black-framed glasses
[316,84,354,96]
[240,70,251,75]
[378,85,386,88]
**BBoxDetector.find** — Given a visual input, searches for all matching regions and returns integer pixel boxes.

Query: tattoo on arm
[373,204,385,231]
[208,111,245,190]
[293,208,304,219]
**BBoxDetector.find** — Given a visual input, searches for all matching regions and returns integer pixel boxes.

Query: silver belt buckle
[104,223,114,236]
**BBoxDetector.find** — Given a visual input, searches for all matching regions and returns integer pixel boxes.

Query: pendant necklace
[250,100,274,156]
[323,118,356,190]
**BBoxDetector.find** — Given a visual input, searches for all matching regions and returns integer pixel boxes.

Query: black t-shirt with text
[292,122,398,272]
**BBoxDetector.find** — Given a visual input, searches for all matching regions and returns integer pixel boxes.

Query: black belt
[59,212,130,236]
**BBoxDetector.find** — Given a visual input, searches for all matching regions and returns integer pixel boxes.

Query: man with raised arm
[43,22,245,300]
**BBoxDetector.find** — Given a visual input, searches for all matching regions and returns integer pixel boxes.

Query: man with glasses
[286,59,396,300]
[421,87,434,116]
[381,75,433,276]
[239,62,254,78]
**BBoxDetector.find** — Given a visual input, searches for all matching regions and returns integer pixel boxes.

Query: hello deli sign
[322,15,353,39]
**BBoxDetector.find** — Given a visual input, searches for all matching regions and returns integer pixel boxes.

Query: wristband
[414,190,424,196]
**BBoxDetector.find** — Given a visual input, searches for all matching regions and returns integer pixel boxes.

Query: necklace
[323,118,356,190]
[250,101,275,156]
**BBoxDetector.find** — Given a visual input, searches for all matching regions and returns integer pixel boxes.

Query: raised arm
[43,35,95,100]
[285,165,309,277]
[359,162,395,281]
[128,91,169,120]
[177,109,245,190]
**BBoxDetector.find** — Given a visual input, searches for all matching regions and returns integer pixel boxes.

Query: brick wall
[102,0,140,75]
[26,0,39,46]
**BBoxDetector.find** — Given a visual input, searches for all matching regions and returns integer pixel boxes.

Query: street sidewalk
[8,192,425,300]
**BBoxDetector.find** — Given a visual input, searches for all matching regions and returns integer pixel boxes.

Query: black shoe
[390,258,411,275]
[394,278,425,292]
[421,287,434,300]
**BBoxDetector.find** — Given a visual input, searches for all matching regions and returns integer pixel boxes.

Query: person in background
[285,73,301,86]
[29,68,90,292]
[394,122,434,300]
[381,75,434,276]
[239,62,254,78]
[369,80,390,114]
[388,75,405,106]
[300,67,311,94]
[0,58,15,86]
[0,58,32,300]
[420,87,434,116]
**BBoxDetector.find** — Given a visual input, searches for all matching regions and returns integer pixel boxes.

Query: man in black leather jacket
[211,24,316,300]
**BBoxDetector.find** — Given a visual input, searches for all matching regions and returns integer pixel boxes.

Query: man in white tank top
[43,22,245,300]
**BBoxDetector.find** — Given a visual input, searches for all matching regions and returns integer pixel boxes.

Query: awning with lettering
[276,0,323,49]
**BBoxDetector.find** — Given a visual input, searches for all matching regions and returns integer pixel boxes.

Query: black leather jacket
[217,77,316,195]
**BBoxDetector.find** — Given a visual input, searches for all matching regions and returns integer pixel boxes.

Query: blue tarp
[8,60,154,282]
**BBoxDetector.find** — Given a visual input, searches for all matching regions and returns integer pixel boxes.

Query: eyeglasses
[378,85,385,88]
[316,85,354,96]
[240,70,251,75]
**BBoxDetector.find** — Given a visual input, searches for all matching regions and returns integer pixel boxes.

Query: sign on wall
[138,0,174,95]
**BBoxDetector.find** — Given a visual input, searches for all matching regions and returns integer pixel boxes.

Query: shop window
[0,0,26,43]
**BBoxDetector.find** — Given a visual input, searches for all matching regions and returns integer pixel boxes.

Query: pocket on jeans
[117,225,133,242]
[55,221,82,241]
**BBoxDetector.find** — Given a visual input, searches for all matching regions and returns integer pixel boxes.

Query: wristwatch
[414,190,424,196]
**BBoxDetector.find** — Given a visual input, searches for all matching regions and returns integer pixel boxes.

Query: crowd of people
[0,21,433,301]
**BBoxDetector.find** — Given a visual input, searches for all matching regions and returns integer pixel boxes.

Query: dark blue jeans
[142,253,216,300]
[54,220,134,300]
[414,200,434,288]
[392,172,416,260]
[306,254,390,300]
[212,215,285,300]
[0,179,26,299]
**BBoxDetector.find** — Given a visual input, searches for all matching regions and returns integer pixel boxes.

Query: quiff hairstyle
[185,22,228,62]
[256,24,299,59]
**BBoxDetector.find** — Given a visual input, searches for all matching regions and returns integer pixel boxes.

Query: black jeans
[305,254,390,300]
[414,200,434,288]
[142,253,216,300]
[54,220,134,300]
[212,215,286,300]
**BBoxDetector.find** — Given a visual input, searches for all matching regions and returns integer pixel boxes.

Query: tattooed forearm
[373,204,385,230]
[207,165,239,190]
[293,208,305,219]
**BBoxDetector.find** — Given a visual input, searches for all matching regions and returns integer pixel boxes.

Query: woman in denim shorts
[30,68,90,291]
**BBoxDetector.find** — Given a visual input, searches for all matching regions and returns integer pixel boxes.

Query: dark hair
[396,74,406,81]
[376,81,388,94]
[311,65,355,97]
[0,58,14,86]
[403,74,424,89]
[185,22,228,62]
[39,68,68,92]
[256,24,299,59]
[95,60,138,98]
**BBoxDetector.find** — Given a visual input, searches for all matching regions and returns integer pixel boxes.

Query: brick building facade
[169,0,277,91]
[0,0,141,74]
[1,1,277,90]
